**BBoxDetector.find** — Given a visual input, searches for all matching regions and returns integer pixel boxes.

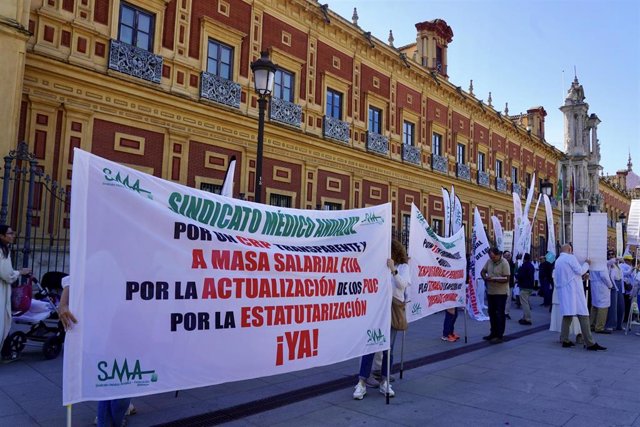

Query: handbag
[11,276,32,312]
[390,297,408,331]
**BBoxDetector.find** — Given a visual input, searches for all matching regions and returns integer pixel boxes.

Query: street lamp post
[250,51,276,204]
[619,212,627,250]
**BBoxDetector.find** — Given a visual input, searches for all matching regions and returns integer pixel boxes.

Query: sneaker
[441,335,456,342]
[448,334,460,341]
[451,332,460,340]
[364,376,379,388]
[561,341,576,348]
[353,382,367,400]
[379,380,395,397]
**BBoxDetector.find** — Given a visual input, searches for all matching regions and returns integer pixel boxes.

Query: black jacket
[516,261,535,289]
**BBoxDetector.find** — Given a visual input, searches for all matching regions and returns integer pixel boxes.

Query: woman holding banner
[353,239,410,400]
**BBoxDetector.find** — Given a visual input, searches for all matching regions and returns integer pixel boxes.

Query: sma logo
[97,358,157,383]
[366,328,386,345]
[103,168,152,199]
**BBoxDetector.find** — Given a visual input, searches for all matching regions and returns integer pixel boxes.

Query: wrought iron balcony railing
[512,183,522,197]
[200,72,241,108]
[496,177,507,192]
[477,171,490,187]
[402,144,421,166]
[269,97,302,128]
[431,154,448,174]
[456,163,470,180]
[323,116,350,143]
[108,39,163,84]
[366,131,389,155]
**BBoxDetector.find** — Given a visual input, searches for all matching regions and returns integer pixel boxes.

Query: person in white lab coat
[589,268,613,333]
[553,244,606,351]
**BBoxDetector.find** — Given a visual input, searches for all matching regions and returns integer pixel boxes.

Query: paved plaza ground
[1,294,639,426]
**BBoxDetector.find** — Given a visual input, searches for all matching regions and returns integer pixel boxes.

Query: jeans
[97,398,131,427]
[605,284,624,330]
[359,328,397,380]
[442,309,458,336]
[487,294,507,338]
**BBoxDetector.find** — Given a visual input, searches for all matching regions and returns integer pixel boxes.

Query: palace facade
[0,0,629,253]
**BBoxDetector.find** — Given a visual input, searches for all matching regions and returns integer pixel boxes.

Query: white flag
[491,216,504,251]
[442,187,451,238]
[453,196,463,235]
[523,172,536,221]
[220,156,236,198]
[543,194,555,256]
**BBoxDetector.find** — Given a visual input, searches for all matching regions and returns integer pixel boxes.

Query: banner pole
[66,404,72,427]
[399,330,405,380]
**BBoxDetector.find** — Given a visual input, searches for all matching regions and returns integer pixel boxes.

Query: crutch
[463,305,468,343]
[384,348,391,404]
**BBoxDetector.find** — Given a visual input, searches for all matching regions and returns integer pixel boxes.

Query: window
[326,88,342,119]
[495,159,503,178]
[432,218,443,236]
[401,214,411,247]
[456,143,465,164]
[402,121,415,146]
[269,194,292,208]
[119,2,155,51]
[368,107,382,134]
[511,166,518,184]
[274,69,294,102]
[323,202,342,211]
[200,183,222,194]
[525,172,532,188]
[207,39,233,79]
[478,152,486,172]
[432,133,442,156]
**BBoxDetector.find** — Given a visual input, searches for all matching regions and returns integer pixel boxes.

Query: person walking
[553,244,606,351]
[353,239,410,400]
[481,248,510,344]
[516,253,535,325]
[539,252,554,307]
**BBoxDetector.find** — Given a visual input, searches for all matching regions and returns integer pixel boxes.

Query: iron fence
[1,142,70,280]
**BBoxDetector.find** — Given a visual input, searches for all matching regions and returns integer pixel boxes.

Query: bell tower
[415,19,453,79]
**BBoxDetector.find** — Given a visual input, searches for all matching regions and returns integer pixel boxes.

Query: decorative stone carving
[366,132,389,155]
[456,163,470,180]
[108,39,163,84]
[200,71,241,108]
[432,154,448,174]
[323,116,350,143]
[269,97,302,127]
[402,144,421,166]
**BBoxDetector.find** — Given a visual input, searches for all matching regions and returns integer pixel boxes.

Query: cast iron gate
[1,142,70,280]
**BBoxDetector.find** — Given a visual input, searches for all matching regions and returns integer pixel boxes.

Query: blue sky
[329,0,640,175]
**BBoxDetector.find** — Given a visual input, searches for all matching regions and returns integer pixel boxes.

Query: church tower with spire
[559,75,603,239]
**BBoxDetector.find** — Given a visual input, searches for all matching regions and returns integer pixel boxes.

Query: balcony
[323,116,350,143]
[402,144,421,166]
[512,183,522,197]
[108,39,163,84]
[366,131,389,155]
[477,171,490,187]
[456,163,470,181]
[431,154,448,174]
[200,72,241,108]
[269,97,302,128]
[495,177,507,192]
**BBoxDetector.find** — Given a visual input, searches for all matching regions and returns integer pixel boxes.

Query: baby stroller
[4,271,68,360]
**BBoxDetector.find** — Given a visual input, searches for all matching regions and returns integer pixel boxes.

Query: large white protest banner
[468,208,490,321]
[63,150,391,405]
[572,213,607,270]
[628,199,640,246]
[406,204,466,322]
